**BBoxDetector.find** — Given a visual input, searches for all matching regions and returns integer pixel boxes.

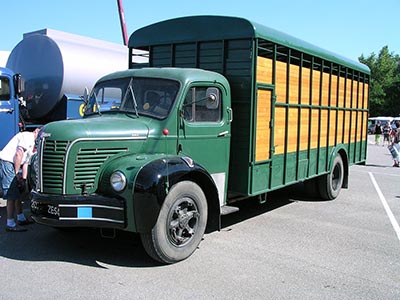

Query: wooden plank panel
[301,67,310,104]
[363,83,369,109]
[352,80,359,108]
[310,109,319,148]
[274,107,286,155]
[344,110,351,143]
[338,77,345,107]
[255,89,272,161]
[287,108,298,152]
[346,78,352,108]
[320,109,328,147]
[312,70,320,106]
[331,75,338,107]
[337,110,344,144]
[299,108,310,150]
[351,111,357,143]
[276,61,287,103]
[329,110,337,146]
[289,64,299,104]
[362,112,368,141]
[257,56,273,84]
[321,72,330,106]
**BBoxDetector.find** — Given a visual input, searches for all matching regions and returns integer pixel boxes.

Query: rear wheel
[140,181,208,264]
[318,154,344,200]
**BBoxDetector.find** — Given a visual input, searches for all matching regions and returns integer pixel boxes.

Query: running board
[221,205,239,215]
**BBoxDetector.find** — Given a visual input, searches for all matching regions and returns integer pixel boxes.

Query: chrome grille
[73,148,128,190]
[42,140,69,192]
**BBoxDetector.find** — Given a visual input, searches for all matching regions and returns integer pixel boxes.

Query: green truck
[31,16,370,263]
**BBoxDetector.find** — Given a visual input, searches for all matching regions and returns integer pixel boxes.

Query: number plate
[47,204,60,217]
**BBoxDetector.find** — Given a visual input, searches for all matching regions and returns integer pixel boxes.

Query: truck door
[178,85,231,205]
[0,76,19,150]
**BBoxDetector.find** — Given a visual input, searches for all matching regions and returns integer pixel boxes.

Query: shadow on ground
[0,182,325,268]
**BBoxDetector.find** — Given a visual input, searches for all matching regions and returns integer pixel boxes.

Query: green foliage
[359,46,400,117]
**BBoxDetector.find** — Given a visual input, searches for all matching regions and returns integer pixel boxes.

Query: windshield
[84,77,180,119]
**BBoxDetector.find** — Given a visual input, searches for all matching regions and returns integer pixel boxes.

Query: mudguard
[133,156,219,233]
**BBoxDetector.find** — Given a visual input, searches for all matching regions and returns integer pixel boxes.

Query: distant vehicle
[368,117,393,134]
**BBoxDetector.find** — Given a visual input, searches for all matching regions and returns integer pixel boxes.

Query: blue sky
[2,0,399,62]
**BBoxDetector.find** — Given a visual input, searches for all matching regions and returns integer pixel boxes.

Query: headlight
[110,171,126,192]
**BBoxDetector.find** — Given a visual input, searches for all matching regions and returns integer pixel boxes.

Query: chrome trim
[59,217,124,224]
[58,204,123,211]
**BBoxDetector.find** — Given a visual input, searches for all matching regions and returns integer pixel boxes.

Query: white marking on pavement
[369,172,400,242]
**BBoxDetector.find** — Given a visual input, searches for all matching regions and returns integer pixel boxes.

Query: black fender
[133,156,220,233]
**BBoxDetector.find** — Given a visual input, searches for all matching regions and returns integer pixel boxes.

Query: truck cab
[0,67,22,150]
[31,67,232,263]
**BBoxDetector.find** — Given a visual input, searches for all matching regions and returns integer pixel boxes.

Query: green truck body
[31,16,370,263]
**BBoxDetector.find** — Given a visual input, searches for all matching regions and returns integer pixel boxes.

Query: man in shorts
[0,127,40,232]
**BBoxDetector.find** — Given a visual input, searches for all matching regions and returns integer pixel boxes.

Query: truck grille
[73,148,127,190]
[41,140,128,194]
[42,140,69,192]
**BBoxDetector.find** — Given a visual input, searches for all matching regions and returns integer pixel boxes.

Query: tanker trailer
[5,28,137,124]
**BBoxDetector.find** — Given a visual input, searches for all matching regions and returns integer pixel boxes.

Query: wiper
[121,78,139,117]
[93,93,102,116]
[130,84,139,117]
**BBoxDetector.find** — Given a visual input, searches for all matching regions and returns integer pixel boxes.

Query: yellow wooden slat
[289,65,299,104]
[274,107,286,155]
[299,108,309,150]
[276,61,287,103]
[257,56,273,84]
[255,89,272,161]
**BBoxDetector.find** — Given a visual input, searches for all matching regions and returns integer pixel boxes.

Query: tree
[359,46,400,116]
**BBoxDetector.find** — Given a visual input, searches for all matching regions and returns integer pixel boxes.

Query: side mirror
[205,87,220,109]
[83,87,89,103]
[13,74,24,96]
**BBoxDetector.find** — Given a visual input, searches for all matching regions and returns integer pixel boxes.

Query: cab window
[183,87,221,122]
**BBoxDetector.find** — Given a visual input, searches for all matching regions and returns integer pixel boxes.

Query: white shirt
[0,131,35,164]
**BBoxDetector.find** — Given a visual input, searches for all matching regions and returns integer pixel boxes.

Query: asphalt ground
[0,135,399,300]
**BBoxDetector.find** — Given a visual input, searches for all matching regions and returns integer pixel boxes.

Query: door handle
[0,108,14,114]
[218,130,229,137]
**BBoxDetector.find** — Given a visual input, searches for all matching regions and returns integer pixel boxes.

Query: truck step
[221,205,239,215]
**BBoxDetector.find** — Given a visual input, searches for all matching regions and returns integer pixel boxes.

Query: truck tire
[318,154,344,200]
[140,181,208,264]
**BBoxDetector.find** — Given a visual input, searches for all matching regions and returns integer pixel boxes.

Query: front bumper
[30,191,126,229]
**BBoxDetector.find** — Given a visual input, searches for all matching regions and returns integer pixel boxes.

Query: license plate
[47,204,60,217]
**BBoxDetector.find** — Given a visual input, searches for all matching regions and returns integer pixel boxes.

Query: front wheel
[140,181,208,264]
[318,154,344,200]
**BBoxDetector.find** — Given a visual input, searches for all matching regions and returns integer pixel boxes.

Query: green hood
[42,114,149,141]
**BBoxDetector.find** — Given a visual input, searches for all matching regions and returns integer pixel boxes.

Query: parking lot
[0,135,399,300]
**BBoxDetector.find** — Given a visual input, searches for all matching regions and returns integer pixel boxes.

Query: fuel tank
[6,29,146,120]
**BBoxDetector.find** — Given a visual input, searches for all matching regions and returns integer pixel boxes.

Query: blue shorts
[0,159,20,200]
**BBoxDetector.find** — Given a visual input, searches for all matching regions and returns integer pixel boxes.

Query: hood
[41,114,149,141]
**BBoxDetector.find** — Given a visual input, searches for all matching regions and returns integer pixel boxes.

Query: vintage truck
[30,16,370,263]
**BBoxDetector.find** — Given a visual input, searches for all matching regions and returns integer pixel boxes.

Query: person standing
[374,121,382,145]
[0,127,40,232]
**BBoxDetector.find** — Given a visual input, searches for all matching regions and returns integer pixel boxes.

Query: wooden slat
[321,72,330,106]
[276,61,287,103]
[301,67,310,104]
[312,70,320,106]
[299,108,310,150]
[274,107,286,154]
[255,89,272,161]
[287,107,298,152]
[257,56,273,84]
[289,64,299,104]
